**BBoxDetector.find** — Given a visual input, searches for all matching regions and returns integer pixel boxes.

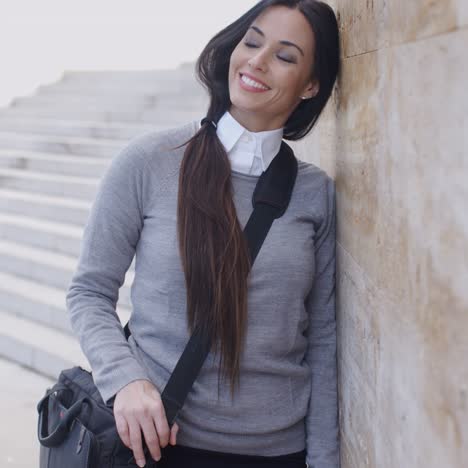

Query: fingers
[151,399,171,449]
[139,413,162,462]
[170,422,179,446]
[127,417,146,467]
[115,414,131,448]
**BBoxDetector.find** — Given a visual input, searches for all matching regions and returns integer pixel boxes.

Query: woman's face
[228,5,319,132]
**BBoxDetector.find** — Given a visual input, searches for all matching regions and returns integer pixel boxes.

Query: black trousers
[153,444,308,468]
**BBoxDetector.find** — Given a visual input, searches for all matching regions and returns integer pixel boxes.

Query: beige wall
[290,1,468,467]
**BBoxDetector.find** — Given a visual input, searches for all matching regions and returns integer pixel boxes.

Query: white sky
[0,0,257,106]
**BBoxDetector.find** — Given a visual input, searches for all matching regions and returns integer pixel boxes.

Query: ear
[301,78,320,99]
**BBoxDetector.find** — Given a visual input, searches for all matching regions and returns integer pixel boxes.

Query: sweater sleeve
[66,138,154,406]
[304,177,340,467]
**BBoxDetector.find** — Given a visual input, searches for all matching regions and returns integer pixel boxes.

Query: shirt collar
[215,111,284,172]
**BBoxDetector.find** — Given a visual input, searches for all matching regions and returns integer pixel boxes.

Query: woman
[66,1,340,467]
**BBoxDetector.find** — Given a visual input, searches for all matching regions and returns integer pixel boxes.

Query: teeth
[241,74,269,90]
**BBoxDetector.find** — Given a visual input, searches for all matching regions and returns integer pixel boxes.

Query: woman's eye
[243,42,295,64]
[278,56,295,63]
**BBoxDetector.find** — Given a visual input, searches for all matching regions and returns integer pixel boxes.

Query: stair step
[0,188,91,225]
[37,85,207,100]
[0,212,83,256]
[60,67,197,85]
[0,167,99,200]
[38,80,204,96]
[11,93,206,111]
[0,148,110,177]
[0,271,131,335]
[0,130,124,157]
[0,115,169,140]
[0,213,136,268]
[0,107,202,125]
[0,238,134,305]
[0,270,75,334]
[0,308,91,379]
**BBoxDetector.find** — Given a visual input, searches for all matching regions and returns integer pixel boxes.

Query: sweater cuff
[94,356,153,407]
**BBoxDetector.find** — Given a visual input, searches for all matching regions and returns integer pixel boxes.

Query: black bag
[36,139,298,468]
[37,367,132,467]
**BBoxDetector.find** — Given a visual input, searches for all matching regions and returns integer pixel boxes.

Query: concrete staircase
[0,63,208,381]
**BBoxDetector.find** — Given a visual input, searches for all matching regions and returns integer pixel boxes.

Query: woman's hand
[113,379,179,467]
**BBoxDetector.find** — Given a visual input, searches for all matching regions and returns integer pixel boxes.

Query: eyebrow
[248,25,305,56]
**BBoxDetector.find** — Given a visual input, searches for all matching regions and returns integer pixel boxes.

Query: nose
[247,49,268,72]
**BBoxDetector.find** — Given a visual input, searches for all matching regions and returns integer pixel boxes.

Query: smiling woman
[168,1,340,467]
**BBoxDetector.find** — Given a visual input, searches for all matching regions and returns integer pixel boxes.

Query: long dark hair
[173,0,340,399]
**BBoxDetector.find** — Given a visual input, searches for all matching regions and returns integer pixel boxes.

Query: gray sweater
[66,119,340,466]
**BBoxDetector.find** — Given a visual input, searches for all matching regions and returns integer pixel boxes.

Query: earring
[300,96,307,100]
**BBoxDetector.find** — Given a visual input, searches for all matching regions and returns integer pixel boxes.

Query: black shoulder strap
[123,140,297,427]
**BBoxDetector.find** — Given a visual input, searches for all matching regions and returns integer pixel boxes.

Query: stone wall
[290,2,468,466]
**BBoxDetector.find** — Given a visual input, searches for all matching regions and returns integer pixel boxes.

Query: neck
[228,106,285,132]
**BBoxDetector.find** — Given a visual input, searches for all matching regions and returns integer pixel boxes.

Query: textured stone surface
[338,0,466,58]
[293,3,467,467]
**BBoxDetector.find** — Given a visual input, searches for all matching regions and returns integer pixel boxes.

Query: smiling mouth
[239,73,271,90]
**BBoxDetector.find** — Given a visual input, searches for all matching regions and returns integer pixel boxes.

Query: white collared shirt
[199,111,284,175]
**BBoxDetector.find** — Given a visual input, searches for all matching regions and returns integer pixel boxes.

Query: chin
[230,93,264,112]
[232,103,263,116]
